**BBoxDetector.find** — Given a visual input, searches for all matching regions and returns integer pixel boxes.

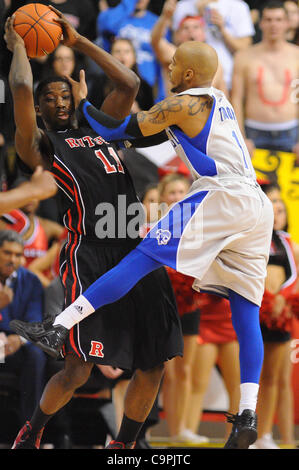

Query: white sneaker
[173,429,209,443]
[254,433,280,449]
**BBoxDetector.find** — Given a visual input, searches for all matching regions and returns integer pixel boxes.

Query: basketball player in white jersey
[11,40,274,449]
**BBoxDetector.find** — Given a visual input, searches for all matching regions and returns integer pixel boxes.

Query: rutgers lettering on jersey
[65,135,125,174]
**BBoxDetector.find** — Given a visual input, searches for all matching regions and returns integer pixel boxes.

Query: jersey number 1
[95,147,125,174]
[232,131,249,170]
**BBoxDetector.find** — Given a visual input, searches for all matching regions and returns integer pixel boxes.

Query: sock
[116,414,144,445]
[54,249,161,330]
[239,382,259,414]
[53,295,95,329]
[29,405,55,436]
[229,290,264,384]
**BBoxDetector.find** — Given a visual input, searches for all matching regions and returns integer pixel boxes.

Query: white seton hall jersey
[166,87,256,184]
[137,86,274,306]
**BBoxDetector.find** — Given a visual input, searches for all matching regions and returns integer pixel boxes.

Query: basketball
[13,3,62,58]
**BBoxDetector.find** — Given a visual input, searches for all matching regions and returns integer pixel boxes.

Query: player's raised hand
[66,69,88,108]
[49,5,81,48]
[4,15,25,52]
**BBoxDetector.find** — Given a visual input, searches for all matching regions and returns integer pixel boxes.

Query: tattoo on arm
[138,96,184,125]
[136,95,213,130]
[187,96,213,116]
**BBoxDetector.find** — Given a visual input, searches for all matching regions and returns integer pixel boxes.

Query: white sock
[239,382,259,414]
[53,295,95,330]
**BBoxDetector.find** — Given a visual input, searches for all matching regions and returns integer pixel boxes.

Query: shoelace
[224,412,256,427]
[223,412,238,425]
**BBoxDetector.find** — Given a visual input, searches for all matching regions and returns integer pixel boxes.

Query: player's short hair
[0,230,24,248]
[34,76,71,104]
[261,0,287,17]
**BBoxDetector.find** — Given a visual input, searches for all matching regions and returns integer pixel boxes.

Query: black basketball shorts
[59,236,183,371]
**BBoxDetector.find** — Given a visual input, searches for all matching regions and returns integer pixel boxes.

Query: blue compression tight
[83,249,263,385]
[229,290,264,384]
[83,248,162,307]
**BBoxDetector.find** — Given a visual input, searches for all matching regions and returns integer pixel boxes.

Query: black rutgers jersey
[46,127,143,242]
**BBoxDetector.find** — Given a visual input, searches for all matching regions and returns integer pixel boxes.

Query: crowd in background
[0,0,299,449]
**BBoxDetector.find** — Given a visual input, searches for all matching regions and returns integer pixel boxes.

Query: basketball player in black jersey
[4,10,183,449]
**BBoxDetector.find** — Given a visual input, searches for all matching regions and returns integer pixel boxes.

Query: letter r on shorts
[89,340,104,358]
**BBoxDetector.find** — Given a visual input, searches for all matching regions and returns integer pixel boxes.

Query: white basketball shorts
[136,178,274,306]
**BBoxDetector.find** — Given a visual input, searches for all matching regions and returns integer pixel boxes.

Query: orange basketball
[13,3,62,58]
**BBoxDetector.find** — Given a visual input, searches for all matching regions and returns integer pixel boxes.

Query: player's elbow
[9,75,32,94]
[125,70,140,93]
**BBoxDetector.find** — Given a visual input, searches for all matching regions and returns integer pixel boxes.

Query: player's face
[169,52,185,93]
[160,180,190,206]
[37,82,74,131]
[260,8,289,41]
[0,241,24,280]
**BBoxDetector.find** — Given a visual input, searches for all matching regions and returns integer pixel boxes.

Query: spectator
[156,173,207,444]
[151,0,228,96]
[0,230,46,425]
[97,0,166,100]
[231,1,299,158]
[252,184,299,449]
[24,229,67,288]
[284,0,299,44]
[41,44,80,82]
[139,183,159,237]
[186,293,240,441]
[172,0,255,90]
[0,177,65,268]
[88,38,154,111]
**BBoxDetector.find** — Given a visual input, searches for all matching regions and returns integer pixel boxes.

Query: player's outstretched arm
[4,16,44,170]
[75,95,188,141]
[50,5,140,120]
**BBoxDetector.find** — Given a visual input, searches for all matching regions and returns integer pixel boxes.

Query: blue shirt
[97,0,166,100]
[0,266,44,334]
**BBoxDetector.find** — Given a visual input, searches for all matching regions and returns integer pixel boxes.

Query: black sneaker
[223,409,258,449]
[9,319,68,359]
[105,440,136,449]
[12,421,44,449]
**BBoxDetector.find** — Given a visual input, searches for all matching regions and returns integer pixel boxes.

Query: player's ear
[184,68,194,81]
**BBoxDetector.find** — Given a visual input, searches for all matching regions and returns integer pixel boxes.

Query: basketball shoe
[12,422,44,449]
[223,409,258,449]
[106,440,136,449]
[10,319,68,359]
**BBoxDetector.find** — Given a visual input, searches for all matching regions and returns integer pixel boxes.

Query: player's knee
[61,359,93,391]
[136,363,164,386]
